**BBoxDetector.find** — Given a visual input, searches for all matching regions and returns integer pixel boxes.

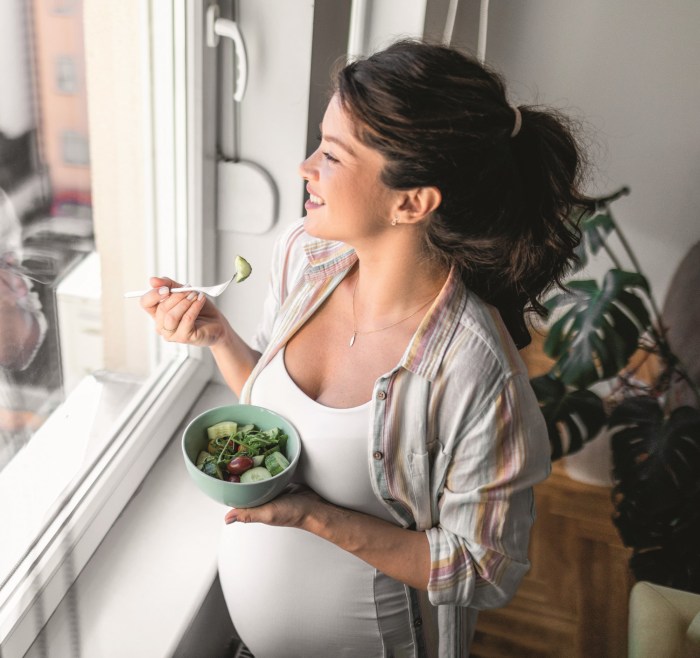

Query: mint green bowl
[182,404,301,508]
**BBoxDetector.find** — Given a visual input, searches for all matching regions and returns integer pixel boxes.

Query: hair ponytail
[478,104,592,346]
[336,39,592,348]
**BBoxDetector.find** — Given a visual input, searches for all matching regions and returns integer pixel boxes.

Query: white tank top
[218,348,416,657]
[253,348,393,520]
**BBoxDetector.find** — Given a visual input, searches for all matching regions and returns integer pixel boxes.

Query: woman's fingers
[139,284,172,317]
[138,276,183,317]
[138,275,211,344]
[225,503,276,525]
[149,276,179,289]
[159,291,206,339]
[224,489,322,527]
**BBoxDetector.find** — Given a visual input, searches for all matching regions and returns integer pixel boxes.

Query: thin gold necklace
[349,275,439,347]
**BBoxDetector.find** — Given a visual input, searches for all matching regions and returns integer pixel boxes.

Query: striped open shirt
[240,219,551,657]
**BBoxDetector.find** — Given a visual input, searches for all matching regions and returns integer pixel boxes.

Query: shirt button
[414,617,423,628]
[373,451,383,460]
[376,390,387,400]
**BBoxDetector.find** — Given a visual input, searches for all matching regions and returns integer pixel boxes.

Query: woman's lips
[305,189,325,210]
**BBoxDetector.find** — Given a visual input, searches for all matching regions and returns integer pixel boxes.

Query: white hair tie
[510,105,522,138]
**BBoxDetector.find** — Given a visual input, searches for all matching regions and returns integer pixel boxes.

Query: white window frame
[0,2,213,654]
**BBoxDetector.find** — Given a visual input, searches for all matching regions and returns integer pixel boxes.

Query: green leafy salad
[196,421,290,483]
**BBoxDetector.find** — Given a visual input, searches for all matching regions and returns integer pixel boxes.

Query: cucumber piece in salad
[264,451,289,477]
[207,421,237,441]
[240,466,272,483]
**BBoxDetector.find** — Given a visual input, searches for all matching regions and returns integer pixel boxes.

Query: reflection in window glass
[0,0,91,471]
[0,0,174,584]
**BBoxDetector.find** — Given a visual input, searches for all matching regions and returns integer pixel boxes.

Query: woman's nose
[298,149,319,181]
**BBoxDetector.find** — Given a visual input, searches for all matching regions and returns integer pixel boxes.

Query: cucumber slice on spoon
[234,255,252,283]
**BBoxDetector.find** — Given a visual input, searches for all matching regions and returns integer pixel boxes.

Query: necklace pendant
[349,332,356,347]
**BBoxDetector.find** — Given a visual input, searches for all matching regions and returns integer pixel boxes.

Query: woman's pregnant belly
[219,522,411,658]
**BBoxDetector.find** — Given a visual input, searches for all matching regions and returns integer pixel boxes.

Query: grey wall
[452,0,700,303]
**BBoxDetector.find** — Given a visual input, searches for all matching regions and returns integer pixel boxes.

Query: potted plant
[530,186,700,594]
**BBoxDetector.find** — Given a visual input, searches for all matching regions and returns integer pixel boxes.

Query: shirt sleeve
[425,371,551,609]
[250,219,308,353]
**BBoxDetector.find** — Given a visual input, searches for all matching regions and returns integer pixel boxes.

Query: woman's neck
[350,235,448,321]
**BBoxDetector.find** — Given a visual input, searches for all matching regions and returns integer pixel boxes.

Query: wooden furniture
[470,463,634,657]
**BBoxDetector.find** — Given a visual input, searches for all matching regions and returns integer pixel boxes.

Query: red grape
[226,455,254,475]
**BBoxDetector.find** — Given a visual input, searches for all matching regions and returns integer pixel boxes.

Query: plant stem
[606,210,666,333]
[596,190,700,406]
[599,238,624,270]
[588,188,630,270]
[595,186,630,208]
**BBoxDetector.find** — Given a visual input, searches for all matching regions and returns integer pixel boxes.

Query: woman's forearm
[209,323,261,397]
[303,501,431,590]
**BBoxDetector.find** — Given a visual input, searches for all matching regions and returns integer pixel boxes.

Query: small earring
[391,216,398,226]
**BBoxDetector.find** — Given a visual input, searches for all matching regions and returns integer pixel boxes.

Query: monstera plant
[531,186,700,594]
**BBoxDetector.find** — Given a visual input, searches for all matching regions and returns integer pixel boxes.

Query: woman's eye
[316,134,339,164]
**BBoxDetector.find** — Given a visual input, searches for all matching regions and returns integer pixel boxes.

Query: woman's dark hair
[335,39,593,348]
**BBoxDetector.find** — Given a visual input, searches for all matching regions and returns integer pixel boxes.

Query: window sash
[0,0,212,652]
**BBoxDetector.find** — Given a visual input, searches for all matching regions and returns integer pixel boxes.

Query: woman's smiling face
[299,95,398,244]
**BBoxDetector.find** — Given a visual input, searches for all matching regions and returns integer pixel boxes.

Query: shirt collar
[302,234,467,382]
[401,265,467,381]
[303,236,357,281]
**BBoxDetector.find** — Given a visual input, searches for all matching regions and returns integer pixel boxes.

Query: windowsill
[0,371,142,580]
[23,382,236,658]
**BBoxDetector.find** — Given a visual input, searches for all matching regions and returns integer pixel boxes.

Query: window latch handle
[206,4,248,103]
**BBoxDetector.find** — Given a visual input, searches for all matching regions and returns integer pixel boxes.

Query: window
[1,0,421,652]
[0,1,212,651]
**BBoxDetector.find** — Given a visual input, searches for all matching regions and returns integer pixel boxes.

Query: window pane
[0,0,180,585]
[1,0,93,473]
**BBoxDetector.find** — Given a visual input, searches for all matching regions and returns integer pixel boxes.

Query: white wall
[452,0,700,303]
[213,0,315,353]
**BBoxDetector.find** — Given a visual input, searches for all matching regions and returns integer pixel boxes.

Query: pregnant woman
[140,39,591,657]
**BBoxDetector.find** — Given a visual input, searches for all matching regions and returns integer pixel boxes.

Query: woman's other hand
[139,275,227,347]
[224,484,431,590]
[224,485,324,528]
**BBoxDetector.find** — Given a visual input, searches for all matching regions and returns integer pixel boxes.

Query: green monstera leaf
[571,209,616,272]
[543,269,652,389]
[530,374,607,459]
[610,398,700,514]
[609,397,700,592]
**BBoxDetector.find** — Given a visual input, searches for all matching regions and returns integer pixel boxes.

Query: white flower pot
[562,427,614,487]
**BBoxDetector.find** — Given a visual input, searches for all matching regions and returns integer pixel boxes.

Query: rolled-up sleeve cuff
[425,526,530,609]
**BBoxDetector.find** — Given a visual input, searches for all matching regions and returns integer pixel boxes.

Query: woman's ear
[395,186,442,224]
